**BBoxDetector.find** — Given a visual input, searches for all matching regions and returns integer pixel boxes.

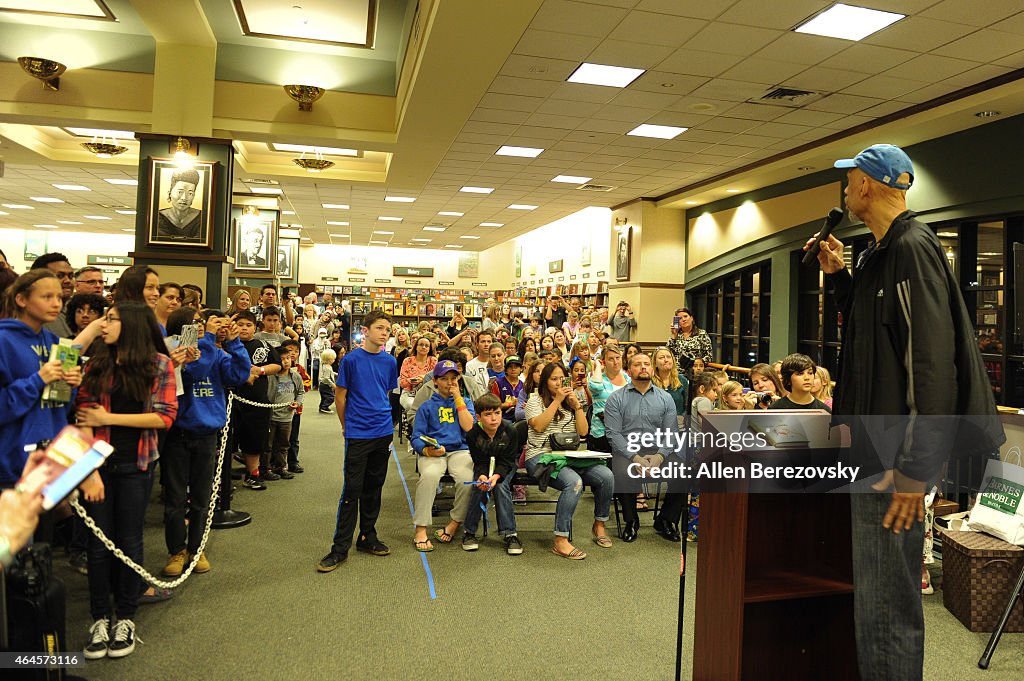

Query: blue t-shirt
[336,347,398,439]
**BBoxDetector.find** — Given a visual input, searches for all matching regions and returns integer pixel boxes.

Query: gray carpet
[53,395,1022,680]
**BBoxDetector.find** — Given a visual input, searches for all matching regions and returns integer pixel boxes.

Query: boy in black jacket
[461,394,522,555]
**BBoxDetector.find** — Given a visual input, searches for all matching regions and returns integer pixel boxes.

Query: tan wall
[687,183,841,268]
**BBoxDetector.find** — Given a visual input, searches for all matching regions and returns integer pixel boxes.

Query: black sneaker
[106,619,136,658]
[504,535,524,555]
[356,536,390,556]
[83,618,110,659]
[69,551,88,575]
[317,551,347,572]
[461,533,479,551]
[260,468,281,481]
[242,475,266,491]
[288,464,305,474]
[272,467,295,480]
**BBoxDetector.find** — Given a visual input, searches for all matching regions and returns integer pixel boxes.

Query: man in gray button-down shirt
[604,353,686,543]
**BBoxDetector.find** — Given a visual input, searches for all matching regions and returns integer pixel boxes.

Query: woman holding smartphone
[76,302,178,661]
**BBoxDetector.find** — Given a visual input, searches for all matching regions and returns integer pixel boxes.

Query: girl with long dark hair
[76,302,177,660]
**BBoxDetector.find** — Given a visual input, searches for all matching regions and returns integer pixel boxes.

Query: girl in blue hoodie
[0,270,82,488]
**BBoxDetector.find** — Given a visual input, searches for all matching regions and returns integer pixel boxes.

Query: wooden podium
[692,411,858,680]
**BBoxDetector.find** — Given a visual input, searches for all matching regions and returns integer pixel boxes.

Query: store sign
[394,266,434,277]
[322,276,339,281]
[583,273,591,279]
[438,281,454,286]
[405,280,422,284]
[472,282,487,287]
[349,277,365,283]
[87,255,132,266]
[596,271,606,277]
[570,275,577,280]
[375,279,391,283]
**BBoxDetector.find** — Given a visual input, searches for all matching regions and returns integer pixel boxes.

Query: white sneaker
[921,570,934,595]
[83,618,110,659]
[107,619,137,658]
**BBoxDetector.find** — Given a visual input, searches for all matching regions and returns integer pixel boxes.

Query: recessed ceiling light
[480,222,503,227]
[460,186,494,194]
[65,127,135,139]
[369,240,389,245]
[83,215,111,220]
[627,124,688,140]
[283,210,295,215]
[411,238,431,242]
[329,233,349,238]
[104,178,138,186]
[685,201,699,205]
[438,211,464,217]
[794,3,904,41]
[34,224,59,229]
[459,235,481,239]
[57,220,82,224]
[52,184,90,191]
[976,110,1001,118]
[326,220,349,226]
[444,244,463,248]
[725,188,740,193]
[2,204,32,209]
[250,187,282,195]
[30,197,64,203]
[496,145,544,158]
[567,62,645,88]
[271,143,358,156]
[378,216,403,222]
[385,196,416,203]
[322,203,349,209]
[508,204,538,210]
[552,175,592,184]
[373,230,394,235]
[121,228,135,232]
[423,226,446,232]
[115,209,136,215]
[979,252,1001,256]
[936,232,958,238]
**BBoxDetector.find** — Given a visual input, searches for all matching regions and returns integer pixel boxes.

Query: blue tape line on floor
[391,445,437,600]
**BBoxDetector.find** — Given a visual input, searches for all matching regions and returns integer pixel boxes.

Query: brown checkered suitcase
[940,529,1024,632]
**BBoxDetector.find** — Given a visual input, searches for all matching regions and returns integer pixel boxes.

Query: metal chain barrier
[69,392,296,589]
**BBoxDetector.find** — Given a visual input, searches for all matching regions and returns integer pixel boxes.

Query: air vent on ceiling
[748,87,827,108]
[243,178,280,185]
[578,183,616,192]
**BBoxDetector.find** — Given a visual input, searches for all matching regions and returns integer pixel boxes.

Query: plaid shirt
[76,353,178,471]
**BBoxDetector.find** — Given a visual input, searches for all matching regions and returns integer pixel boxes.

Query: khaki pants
[413,449,473,527]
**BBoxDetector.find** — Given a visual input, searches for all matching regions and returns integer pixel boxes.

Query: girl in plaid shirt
[76,302,178,661]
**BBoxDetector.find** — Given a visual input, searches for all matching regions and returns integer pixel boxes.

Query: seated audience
[769,354,832,412]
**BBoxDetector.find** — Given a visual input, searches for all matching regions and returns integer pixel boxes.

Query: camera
[754,392,774,406]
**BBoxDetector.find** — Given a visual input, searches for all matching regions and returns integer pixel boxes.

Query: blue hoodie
[412,390,475,455]
[175,333,252,433]
[0,319,74,484]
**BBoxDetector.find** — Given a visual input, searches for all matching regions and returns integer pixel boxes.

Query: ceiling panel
[717,0,830,31]
[919,0,1024,27]
[606,10,706,47]
[513,29,602,61]
[634,0,739,21]
[682,22,784,56]
[529,0,630,37]
[657,47,744,77]
[584,38,675,69]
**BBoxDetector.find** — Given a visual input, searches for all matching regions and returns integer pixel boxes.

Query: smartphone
[179,323,198,348]
[19,426,115,510]
[562,376,572,389]
[672,315,681,329]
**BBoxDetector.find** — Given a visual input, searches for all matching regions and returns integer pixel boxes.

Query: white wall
[0,228,134,281]
[509,206,612,287]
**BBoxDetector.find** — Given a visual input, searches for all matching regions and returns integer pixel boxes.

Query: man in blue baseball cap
[410,359,476,552]
[809,145,1004,679]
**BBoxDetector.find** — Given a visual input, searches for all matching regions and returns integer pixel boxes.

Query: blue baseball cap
[834,144,914,190]
[432,359,460,378]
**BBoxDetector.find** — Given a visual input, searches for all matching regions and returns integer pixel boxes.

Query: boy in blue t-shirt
[318,311,398,573]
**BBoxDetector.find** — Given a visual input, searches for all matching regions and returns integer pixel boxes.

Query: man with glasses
[75,267,106,295]
[31,252,75,338]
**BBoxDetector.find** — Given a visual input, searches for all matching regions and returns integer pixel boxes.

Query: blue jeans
[462,472,517,537]
[850,491,924,681]
[525,457,613,537]
[319,382,334,410]
[84,462,154,621]
[288,413,301,466]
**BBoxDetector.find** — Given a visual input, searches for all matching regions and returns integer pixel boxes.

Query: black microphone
[802,207,844,267]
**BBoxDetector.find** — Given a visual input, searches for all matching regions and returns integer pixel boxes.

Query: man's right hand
[806,233,846,274]
[38,359,63,385]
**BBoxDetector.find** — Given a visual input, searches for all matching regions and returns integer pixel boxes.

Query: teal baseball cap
[834,143,914,190]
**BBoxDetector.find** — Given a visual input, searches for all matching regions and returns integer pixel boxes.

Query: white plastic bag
[968,447,1024,545]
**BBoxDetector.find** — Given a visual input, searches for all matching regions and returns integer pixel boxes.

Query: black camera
[755,392,774,406]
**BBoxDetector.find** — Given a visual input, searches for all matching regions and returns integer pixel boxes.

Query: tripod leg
[978,559,1024,669]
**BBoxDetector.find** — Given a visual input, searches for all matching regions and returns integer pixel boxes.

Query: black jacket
[465,419,519,480]
[829,211,1004,482]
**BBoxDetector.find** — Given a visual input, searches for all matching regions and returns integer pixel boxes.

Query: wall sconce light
[283,84,325,111]
[18,56,67,91]
[293,149,334,173]
[172,137,195,169]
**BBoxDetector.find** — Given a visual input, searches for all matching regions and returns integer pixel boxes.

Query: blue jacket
[175,334,252,433]
[0,319,74,484]
[412,391,475,455]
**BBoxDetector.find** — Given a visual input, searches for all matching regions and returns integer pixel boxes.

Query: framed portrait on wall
[515,245,522,278]
[146,157,218,249]
[549,259,563,273]
[276,237,299,284]
[231,209,278,274]
[458,252,480,278]
[616,226,632,281]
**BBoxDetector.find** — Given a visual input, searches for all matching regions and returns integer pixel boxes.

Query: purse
[549,432,580,451]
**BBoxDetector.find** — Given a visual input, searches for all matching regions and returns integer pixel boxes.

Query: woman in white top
[553,330,571,365]
[482,304,501,333]
[523,362,614,559]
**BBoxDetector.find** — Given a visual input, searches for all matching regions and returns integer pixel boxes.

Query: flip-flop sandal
[414,539,434,552]
[551,546,587,560]
[636,495,649,510]
[434,529,454,544]
[592,535,613,548]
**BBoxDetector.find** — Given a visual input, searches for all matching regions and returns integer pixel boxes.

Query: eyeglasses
[103,314,121,323]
